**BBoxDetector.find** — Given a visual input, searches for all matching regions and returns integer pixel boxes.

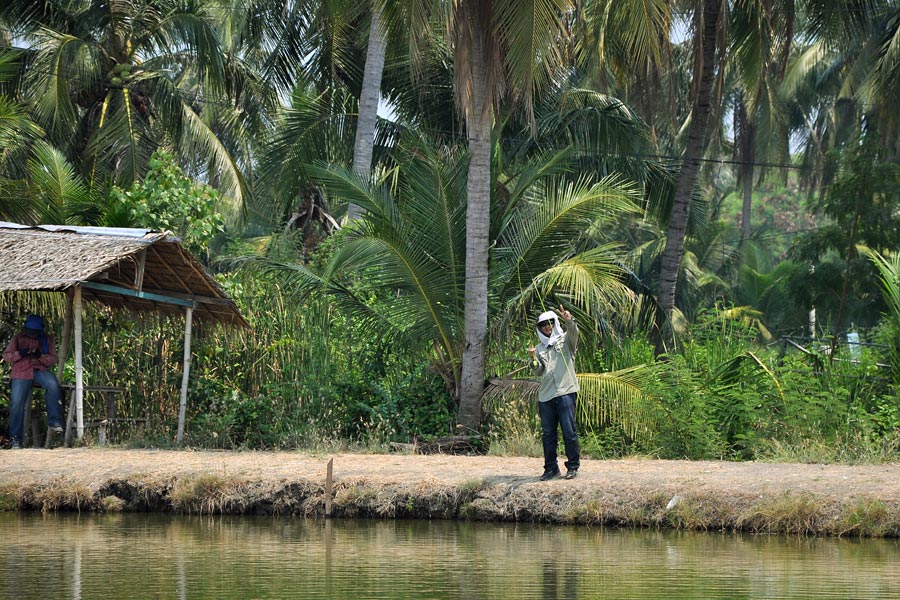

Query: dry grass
[736,492,825,535]
[836,498,899,537]
[3,449,900,537]
[100,495,126,512]
[22,478,96,513]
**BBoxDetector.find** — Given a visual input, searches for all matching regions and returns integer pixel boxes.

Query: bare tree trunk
[831,199,862,357]
[457,24,492,432]
[348,3,387,221]
[658,0,722,318]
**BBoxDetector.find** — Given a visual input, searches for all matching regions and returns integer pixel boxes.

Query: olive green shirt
[530,318,579,403]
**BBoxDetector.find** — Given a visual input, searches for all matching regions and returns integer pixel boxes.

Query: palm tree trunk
[738,98,755,242]
[458,25,492,432]
[348,3,387,221]
[741,161,754,241]
[658,0,722,318]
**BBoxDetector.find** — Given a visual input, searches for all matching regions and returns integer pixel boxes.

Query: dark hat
[24,314,44,332]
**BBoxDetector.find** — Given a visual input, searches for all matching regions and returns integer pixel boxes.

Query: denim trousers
[538,392,580,472]
[9,371,63,445]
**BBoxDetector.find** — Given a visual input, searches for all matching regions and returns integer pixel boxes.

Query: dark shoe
[539,469,560,481]
[565,469,578,480]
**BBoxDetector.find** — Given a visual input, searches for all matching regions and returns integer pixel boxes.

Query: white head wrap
[535,310,565,347]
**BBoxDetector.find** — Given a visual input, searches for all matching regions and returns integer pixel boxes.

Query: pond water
[1,512,898,599]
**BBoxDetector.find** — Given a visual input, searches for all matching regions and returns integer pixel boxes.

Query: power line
[3,53,885,176]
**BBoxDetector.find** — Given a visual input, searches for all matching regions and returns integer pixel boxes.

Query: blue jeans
[9,371,63,446]
[538,392,580,472]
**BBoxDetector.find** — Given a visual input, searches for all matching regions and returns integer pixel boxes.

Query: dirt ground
[3,448,899,502]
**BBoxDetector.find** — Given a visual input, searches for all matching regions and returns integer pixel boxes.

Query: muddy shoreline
[2,449,899,537]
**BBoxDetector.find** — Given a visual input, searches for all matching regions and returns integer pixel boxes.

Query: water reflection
[1,512,898,599]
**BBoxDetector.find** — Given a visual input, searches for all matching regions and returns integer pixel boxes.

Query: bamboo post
[176,305,193,444]
[51,291,74,448]
[56,290,73,380]
[325,458,334,518]
[74,285,84,440]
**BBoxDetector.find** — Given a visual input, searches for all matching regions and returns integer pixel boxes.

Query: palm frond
[310,163,397,225]
[713,350,784,402]
[483,364,658,442]
[0,93,43,172]
[142,3,227,92]
[495,0,571,121]
[223,254,327,300]
[496,174,642,291]
[83,87,154,187]
[863,247,900,383]
[178,99,250,221]
[26,140,91,224]
[576,367,657,440]
[26,31,102,139]
[504,244,636,324]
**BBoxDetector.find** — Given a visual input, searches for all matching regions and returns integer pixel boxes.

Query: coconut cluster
[109,62,133,87]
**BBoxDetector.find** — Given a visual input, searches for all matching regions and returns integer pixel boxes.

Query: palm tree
[448,0,577,430]
[237,0,401,228]
[0,0,251,207]
[253,133,645,431]
[253,85,359,240]
[0,50,102,224]
[728,0,793,242]
[657,0,724,322]
[348,2,387,221]
[784,1,900,187]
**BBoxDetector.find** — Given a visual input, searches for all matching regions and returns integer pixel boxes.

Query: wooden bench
[61,384,143,447]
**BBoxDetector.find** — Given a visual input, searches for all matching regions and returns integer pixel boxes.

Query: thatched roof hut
[0,222,245,326]
[0,222,246,445]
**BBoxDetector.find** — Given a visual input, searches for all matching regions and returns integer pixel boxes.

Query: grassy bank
[2,449,899,538]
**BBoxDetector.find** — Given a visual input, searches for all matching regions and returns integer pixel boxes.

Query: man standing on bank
[529,305,581,481]
[2,315,64,449]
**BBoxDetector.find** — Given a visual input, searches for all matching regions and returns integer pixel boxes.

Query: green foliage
[108,150,225,258]
[5,0,899,466]
[785,141,900,331]
[576,308,900,462]
[865,248,900,386]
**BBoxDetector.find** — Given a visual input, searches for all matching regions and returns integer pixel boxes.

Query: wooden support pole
[52,290,74,448]
[325,458,334,518]
[176,305,193,444]
[56,290,73,380]
[74,285,84,440]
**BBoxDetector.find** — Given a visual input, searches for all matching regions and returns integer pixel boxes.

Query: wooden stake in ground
[325,458,334,518]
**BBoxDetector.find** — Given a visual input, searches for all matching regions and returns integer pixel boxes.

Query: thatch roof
[0,223,246,326]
